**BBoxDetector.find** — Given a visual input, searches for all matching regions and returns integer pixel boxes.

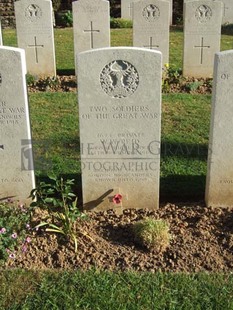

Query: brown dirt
[27,75,212,94]
[6,202,233,272]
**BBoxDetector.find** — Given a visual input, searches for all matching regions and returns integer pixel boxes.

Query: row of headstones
[3,0,230,79]
[122,0,233,25]
[0,45,233,211]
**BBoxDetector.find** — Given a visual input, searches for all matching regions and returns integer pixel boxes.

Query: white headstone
[183,0,222,78]
[0,47,35,203]
[205,50,233,208]
[184,0,233,25]
[133,0,170,65]
[78,47,162,212]
[122,0,172,23]
[0,19,3,46]
[72,0,110,55]
[121,0,139,19]
[14,0,56,77]
[221,0,233,24]
[169,0,173,24]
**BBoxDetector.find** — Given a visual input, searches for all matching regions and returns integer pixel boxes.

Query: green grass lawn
[3,26,232,71]
[1,269,233,310]
[1,26,233,308]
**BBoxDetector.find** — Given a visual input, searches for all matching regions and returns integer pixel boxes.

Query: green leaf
[36,222,48,228]
[46,228,65,235]
[48,174,57,181]
[44,198,54,203]
[66,179,75,185]
[47,223,62,230]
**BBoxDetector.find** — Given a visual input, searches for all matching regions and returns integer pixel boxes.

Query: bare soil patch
[27,75,212,94]
[6,203,233,272]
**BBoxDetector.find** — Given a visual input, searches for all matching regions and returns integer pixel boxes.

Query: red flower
[113,194,122,204]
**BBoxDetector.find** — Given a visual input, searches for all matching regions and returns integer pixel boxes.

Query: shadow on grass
[160,174,205,203]
[170,25,183,33]
[221,24,233,35]
[161,140,208,159]
[160,140,207,202]
[56,68,75,76]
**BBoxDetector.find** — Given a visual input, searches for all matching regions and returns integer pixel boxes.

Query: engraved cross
[28,36,44,63]
[83,21,100,49]
[223,4,229,16]
[194,37,210,65]
[128,3,133,17]
[143,37,159,50]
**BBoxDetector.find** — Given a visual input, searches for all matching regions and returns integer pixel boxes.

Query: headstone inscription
[14,0,56,77]
[0,19,3,46]
[0,47,35,203]
[78,47,162,212]
[133,0,170,65]
[72,0,110,55]
[183,0,222,78]
[205,50,233,208]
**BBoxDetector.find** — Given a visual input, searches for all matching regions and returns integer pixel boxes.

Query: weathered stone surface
[184,0,232,25]
[77,47,162,212]
[0,18,2,45]
[183,0,222,78]
[72,0,110,55]
[133,0,170,64]
[14,0,56,77]
[0,46,35,203]
[221,0,233,24]
[122,0,172,23]
[206,50,233,208]
[121,0,140,19]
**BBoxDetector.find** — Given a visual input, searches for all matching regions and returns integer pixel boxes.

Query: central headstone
[206,50,233,208]
[133,0,170,64]
[14,0,56,77]
[78,47,162,211]
[183,0,222,78]
[0,47,35,203]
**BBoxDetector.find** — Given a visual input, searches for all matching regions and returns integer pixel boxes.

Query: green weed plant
[30,175,86,252]
[61,10,73,27]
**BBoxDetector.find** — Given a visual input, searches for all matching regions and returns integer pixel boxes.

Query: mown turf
[1,269,233,310]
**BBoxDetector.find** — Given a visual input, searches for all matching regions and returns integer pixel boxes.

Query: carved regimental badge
[195,5,212,23]
[100,60,139,99]
[142,5,160,21]
[25,4,42,21]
